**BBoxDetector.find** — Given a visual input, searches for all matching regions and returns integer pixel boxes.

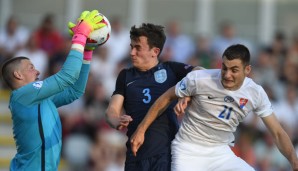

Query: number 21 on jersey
[218,105,233,120]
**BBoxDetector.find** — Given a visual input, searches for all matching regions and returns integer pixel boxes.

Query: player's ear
[244,65,251,76]
[13,71,23,80]
[152,47,160,58]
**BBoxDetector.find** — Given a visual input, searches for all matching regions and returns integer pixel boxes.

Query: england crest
[33,81,43,89]
[154,69,167,83]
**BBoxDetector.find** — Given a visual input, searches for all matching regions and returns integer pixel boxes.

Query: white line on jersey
[127,80,136,87]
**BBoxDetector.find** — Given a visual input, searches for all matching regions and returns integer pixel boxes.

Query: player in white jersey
[130,44,298,171]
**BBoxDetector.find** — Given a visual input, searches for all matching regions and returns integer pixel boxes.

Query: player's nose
[130,48,136,56]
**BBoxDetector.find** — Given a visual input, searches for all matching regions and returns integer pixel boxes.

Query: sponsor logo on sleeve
[179,79,186,90]
[32,81,43,89]
[184,65,192,70]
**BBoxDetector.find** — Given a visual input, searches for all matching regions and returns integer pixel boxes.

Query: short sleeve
[175,71,197,98]
[254,86,273,117]
[112,69,126,96]
[167,61,194,80]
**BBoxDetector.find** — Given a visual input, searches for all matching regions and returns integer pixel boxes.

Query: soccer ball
[86,13,111,47]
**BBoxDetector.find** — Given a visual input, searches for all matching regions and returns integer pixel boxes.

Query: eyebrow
[222,63,240,69]
[130,44,141,48]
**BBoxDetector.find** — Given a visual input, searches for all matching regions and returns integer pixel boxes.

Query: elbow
[58,69,80,86]
[69,72,80,85]
[105,112,114,129]
[104,110,112,124]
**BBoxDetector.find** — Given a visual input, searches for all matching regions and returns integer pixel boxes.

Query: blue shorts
[125,153,171,171]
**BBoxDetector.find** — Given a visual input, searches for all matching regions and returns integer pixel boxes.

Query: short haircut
[1,57,29,89]
[130,23,166,57]
[222,44,250,66]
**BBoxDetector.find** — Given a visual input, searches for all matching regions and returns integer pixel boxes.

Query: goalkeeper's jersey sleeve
[9,49,86,171]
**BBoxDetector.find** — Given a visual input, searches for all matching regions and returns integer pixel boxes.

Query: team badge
[33,81,43,89]
[179,79,186,90]
[224,96,234,103]
[184,65,192,70]
[239,98,248,109]
[154,69,167,83]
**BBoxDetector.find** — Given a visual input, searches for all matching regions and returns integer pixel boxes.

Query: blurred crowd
[0,13,297,171]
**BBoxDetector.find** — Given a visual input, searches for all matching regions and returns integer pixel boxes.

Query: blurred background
[0,0,298,170]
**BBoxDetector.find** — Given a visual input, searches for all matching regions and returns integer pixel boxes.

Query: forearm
[56,50,83,85]
[72,52,93,98]
[274,130,298,169]
[137,87,177,133]
[105,108,120,129]
[72,50,93,93]
[70,63,90,95]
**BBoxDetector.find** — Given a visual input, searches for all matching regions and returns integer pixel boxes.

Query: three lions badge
[154,69,167,83]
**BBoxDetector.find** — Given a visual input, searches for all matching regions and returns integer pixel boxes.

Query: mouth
[222,79,234,85]
[35,78,39,81]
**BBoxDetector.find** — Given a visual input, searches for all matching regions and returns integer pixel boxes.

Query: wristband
[83,50,93,61]
[72,34,87,46]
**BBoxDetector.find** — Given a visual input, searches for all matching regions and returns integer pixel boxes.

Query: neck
[138,60,159,71]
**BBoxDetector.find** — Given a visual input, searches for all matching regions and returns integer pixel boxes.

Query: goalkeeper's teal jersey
[9,50,90,171]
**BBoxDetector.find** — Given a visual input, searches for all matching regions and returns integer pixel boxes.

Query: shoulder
[242,77,267,97]
[243,77,262,90]
[162,61,194,72]
[186,69,220,80]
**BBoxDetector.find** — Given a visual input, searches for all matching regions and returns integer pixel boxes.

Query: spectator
[14,33,48,79]
[161,19,195,63]
[33,13,64,57]
[274,84,298,140]
[105,16,130,66]
[211,20,254,66]
[0,15,29,61]
[188,35,215,69]
[90,45,117,99]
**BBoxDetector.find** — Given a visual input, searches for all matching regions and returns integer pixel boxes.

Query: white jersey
[175,69,273,146]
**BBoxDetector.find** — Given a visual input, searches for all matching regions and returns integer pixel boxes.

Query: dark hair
[1,57,29,89]
[130,23,166,56]
[222,44,250,66]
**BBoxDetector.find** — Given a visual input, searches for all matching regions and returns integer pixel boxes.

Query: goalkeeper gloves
[71,10,106,46]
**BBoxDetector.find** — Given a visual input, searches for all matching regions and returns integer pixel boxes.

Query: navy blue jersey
[113,61,193,162]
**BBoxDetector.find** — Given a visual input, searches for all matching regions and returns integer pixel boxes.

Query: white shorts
[171,139,255,171]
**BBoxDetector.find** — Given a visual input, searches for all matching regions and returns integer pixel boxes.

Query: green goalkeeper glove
[71,10,106,46]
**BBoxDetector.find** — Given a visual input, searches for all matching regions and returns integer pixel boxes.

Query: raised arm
[262,113,298,170]
[15,10,106,105]
[52,51,91,107]
[130,86,178,156]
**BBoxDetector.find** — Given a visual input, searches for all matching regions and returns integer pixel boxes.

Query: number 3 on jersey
[218,105,233,120]
[142,88,151,104]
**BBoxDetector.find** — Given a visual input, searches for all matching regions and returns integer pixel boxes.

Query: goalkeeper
[1,10,105,171]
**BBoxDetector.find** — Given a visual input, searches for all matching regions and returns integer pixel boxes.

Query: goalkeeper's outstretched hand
[70,10,106,46]
[72,10,105,37]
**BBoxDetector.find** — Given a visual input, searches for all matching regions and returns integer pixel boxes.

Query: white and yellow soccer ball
[86,13,111,47]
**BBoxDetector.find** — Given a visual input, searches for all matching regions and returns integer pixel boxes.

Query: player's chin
[131,61,140,68]
[222,80,234,89]
[35,78,39,81]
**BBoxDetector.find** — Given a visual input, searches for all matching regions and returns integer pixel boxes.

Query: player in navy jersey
[1,10,106,171]
[105,23,201,171]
